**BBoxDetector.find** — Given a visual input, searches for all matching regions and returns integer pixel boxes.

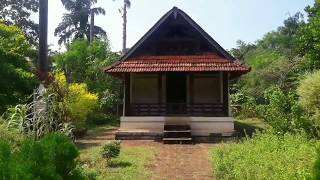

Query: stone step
[163,130,191,133]
[164,124,191,131]
[163,137,193,144]
[163,124,192,144]
[163,137,192,141]
[164,131,191,138]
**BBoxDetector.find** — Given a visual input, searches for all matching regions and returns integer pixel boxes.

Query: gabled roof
[121,7,235,61]
[104,7,250,77]
[106,54,249,73]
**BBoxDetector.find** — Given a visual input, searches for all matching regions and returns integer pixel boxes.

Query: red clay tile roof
[104,54,250,75]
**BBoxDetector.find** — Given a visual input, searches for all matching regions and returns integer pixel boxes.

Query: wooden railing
[128,103,226,117]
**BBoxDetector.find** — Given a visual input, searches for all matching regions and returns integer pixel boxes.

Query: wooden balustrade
[128,103,226,117]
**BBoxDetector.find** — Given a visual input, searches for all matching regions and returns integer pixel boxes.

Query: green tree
[233,13,306,101]
[257,12,304,58]
[53,39,121,113]
[55,0,106,45]
[230,40,256,62]
[0,22,36,113]
[299,0,320,70]
[54,39,119,91]
[0,0,39,45]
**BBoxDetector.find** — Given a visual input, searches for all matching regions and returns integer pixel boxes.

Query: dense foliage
[0,132,85,180]
[256,87,308,134]
[299,0,320,70]
[0,0,39,45]
[212,132,318,180]
[231,0,320,137]
[49,72,99,129]
[53,39,121,125]
[0,22,37,113]
[297,70,320,135]
[224,3,320,177]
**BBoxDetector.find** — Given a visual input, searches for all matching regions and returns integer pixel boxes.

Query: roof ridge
[120,6,236,61]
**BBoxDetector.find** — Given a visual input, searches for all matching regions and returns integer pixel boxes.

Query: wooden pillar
[186,74,190,104]
[162,74,166,103]
[222,72,229,116]
[123,74,130,116]
[158,73,162,104]
[189,73,194,104]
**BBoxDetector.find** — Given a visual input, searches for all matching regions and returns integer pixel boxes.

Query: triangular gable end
[121,7,235,61]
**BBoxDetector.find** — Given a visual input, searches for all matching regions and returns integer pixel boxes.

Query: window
[131,74,159,103]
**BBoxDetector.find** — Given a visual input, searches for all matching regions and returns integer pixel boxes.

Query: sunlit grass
[211,132,318,180]
[80,145,155,180]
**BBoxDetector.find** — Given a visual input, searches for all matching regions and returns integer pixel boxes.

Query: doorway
[166,73,187,103]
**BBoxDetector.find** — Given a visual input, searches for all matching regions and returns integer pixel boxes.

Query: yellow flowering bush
[67,83,98,128]
[50,72,98,129]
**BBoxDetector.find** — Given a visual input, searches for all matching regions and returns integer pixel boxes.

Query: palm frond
[124,0,131,8]
[91,7,106,16]
[61,0,76,11]
[93,25,107,36]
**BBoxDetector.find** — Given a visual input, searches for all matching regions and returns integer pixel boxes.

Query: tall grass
[212,132,319,180]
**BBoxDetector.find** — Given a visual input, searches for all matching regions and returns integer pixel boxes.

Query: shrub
[49,72,98,130]
[231,92,258,118]
[212,132,318,180]
[0,133,85,179]
[67,83,98,128]
[257,87,308,134]
[101,141,121,164]
[297,70,320,127]
[39,133,83,179]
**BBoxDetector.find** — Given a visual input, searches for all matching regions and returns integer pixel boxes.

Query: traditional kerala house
[104,7,250,142]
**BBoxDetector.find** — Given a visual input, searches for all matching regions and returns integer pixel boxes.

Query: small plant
[101,141,121,165]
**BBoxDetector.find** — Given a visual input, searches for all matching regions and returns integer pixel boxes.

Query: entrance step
[163,124,193,144]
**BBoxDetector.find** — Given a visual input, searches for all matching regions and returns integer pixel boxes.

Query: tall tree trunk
[90,10,95,44]
[122,2,127,54]
[39,0,48,81]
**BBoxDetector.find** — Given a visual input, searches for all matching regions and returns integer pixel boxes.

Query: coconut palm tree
[120,0,131,53]
[55,0,106,45]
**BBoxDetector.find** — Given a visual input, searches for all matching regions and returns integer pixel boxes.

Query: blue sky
[44,0,314,52]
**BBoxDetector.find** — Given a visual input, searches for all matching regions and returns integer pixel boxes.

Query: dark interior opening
[166,73,187,103]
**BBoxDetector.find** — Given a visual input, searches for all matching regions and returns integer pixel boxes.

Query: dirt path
[77,130,215,180]
[124,141,215,180]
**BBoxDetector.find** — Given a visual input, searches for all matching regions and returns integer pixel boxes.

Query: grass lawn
[80,145,155,180]
[78,119,155,179]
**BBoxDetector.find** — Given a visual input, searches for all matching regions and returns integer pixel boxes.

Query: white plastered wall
[120,116,234,136]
